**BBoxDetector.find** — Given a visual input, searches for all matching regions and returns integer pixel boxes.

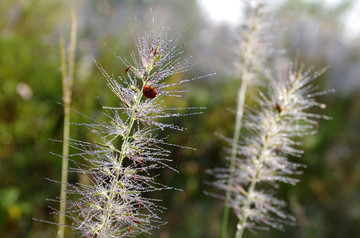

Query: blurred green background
[1,0,360,237]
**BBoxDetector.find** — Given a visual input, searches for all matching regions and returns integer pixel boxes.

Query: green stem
[221,75,248,238]
[221,31,255,237]
[98,37,159,235]
[235,99,285,238]
[235,154,263,238]
[100,79,145,236]
[58,9,77,238]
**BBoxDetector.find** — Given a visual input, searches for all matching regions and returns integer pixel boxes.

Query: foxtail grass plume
[52,20,207,237]
[209,65,332,236]
[235,0,275,85]
[217,1,277,237]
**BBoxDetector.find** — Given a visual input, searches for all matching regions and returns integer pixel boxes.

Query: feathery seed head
[210,66,332,232]
[235,0,276,82]
[53,19,205,237]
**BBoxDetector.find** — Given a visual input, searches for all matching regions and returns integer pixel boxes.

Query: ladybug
[143,85,158,99]
[275,103,283,113]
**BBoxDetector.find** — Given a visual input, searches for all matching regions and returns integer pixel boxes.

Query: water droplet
[237,223,242,230]
[319,103,326,109]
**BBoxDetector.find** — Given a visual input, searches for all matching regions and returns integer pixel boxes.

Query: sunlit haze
[197,0,360,38]
[197,0,242,26]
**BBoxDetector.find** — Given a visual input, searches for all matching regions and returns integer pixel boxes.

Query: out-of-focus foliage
[0,1,63,237]
[0,0,359,237]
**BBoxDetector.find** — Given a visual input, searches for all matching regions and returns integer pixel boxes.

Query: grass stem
[221,74,248,238]
[57,9,77,238]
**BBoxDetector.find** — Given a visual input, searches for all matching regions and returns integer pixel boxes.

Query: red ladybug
[143,86,158,99]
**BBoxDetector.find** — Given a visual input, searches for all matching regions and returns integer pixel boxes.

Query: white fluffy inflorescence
[62,21,204,237]
[235,0,275,85]
[211,66,332,234]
